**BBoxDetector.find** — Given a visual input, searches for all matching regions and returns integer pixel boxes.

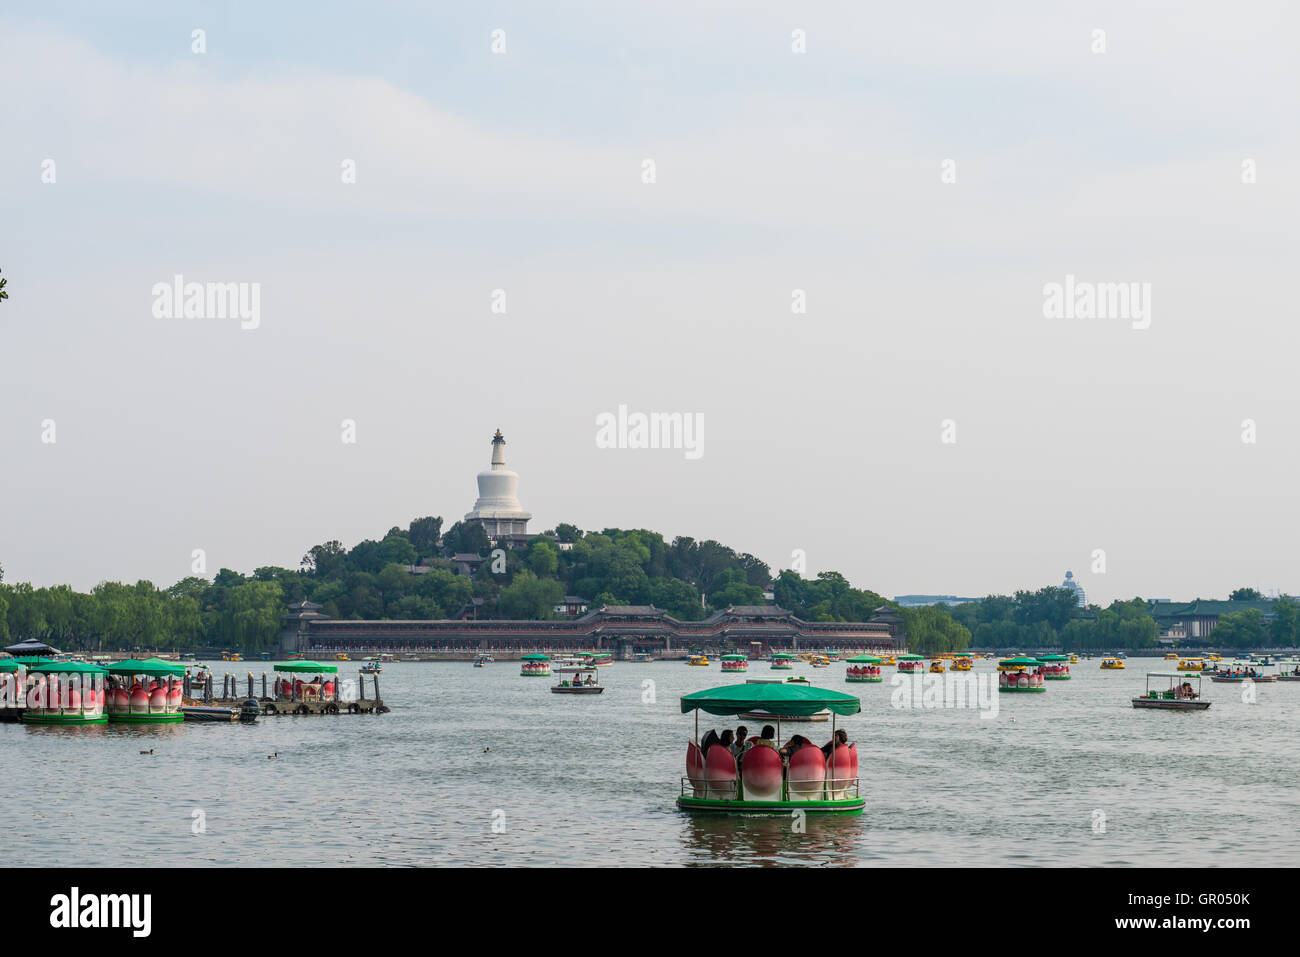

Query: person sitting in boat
[701,728,722,753]
[780,734,812,761]
[752,725,778,750]
[718,729,735,755]
[1181,681,1195,699]
[731,726,750,759]
[821,729,848,759]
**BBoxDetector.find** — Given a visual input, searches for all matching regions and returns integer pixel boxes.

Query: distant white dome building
[465,429,532,538]
[1061,570,1086,608]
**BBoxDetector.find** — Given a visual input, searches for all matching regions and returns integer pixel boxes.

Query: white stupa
[465,429,532,537]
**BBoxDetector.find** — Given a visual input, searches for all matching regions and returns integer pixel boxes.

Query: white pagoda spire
[465,428,532,538]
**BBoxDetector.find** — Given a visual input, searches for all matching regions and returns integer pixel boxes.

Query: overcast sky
[2,1,1298,605]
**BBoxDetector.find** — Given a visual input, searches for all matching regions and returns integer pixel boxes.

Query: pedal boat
[678,682,864,815]
[1036,654,1072,680]
[896,654,926,674]
[1132,672,1210,710]
[20,660,110,725]
[1100,658,1125,670]
[769,653,796,671]
[720,654,749,673]
[103,658,186,723]
[997,658,1046,692]
[520,654,551,677]
[687,654,711,667]
[844,654,882,683]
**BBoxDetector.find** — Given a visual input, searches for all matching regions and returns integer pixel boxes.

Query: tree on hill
[1229,587,1264,601]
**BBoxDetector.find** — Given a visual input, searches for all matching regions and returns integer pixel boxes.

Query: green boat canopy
[896,654,926,661]
[29,661,108,675]
[520,654,550,661]
[1036,655,1070,662]
[0,660,20,672]
[11,656,52,666]
[770,653,797,659]
[680,683,861,717]
[273,661,339,673]
[999,657,1041,667]
[106,658,184,677]
[720,655,748,661]
[846,654,881,663]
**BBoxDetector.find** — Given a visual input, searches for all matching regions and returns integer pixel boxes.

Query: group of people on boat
[846,665,881,677]
[558,674,597,687]
[700,725,850,767]
[1173,681,1199,699]
[273,675,336,699]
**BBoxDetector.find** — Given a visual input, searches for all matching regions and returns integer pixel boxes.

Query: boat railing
[679,775,861,803]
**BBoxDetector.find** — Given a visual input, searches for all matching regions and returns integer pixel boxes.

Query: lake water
[8,659,1298,866]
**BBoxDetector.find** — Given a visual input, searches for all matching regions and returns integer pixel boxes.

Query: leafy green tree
[1268,599,1299,647]
[1229,587,1264,601]
[408,516,443,558]
[528,540,559,578]
[900,605,971,655]
[1212,609,1266,649]
[707,568,764,609]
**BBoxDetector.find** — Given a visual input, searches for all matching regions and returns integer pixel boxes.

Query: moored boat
[20,661,110,725]
[678,682,863,814]
[1133,672,1210,710]
[104,658,186,723]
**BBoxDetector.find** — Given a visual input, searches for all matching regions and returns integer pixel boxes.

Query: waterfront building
[464,429,532,540]
[554,596,590,617]
[276,604,900,658]
[1148,598,1280,641]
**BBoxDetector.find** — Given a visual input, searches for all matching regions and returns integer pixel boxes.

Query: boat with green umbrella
[997,657,1046,692]
[1036,654,1072,680]
[720,654,748,673]
[678,682,864,814]
[21,660,109,725]
[520,653,551,677]
[844,654,882,683]
[104,658,186,723]
[769,652,796,671]
[896,653,926,674]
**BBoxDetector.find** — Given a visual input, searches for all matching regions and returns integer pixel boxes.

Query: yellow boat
[335,653,351,661]
[929,660,946,673]
[1100,658,1125,670]
[687,655,710,667]
[228,653,242,662]
[951,656,973,672]
[1177,658,1207,672]
[1069,654,1079,664]
[1163,653,1179,661]
[877,655,897,666]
